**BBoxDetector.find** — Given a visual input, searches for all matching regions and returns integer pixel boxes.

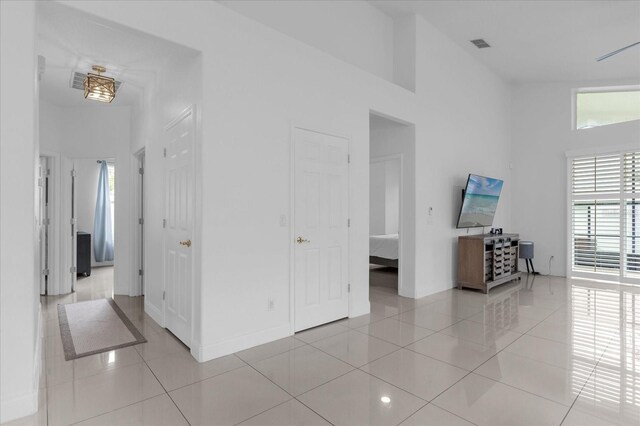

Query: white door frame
[163,105,197,348]
[59,156,74,294]
[40,152,62,294]
[38,156,48,295]
[131,148,145,296]
[370,154,404,295]
[289,123,351,334]
[60,156,116,294]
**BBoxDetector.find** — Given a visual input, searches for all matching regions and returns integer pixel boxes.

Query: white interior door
[294,127,349,332]
[164,109,194,347]
[38,157,47,295]
[70,163,77,293]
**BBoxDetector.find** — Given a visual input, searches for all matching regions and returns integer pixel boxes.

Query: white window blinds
[624,151,640,278]
[572,154,620,194]
[570,150,640,283]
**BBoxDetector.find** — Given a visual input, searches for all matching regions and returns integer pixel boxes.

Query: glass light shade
[84,73,116,103]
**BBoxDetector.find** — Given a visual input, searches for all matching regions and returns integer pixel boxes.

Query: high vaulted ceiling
[372,0,640,83]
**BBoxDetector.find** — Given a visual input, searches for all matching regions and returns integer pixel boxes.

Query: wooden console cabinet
[457,233,521,293]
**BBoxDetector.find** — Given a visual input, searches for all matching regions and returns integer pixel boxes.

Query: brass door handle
[179,239,192,247]
[296,236,310,244]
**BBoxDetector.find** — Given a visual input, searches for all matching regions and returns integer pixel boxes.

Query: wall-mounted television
[456,174,504,228]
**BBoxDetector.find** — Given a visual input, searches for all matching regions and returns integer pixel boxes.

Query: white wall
[55,1,514,359]
[386,160,400,233]
[39,104,132,293]
[369,162,386,234]
[393,14,417,92]
[219,0,395,83]
[511,80,640,276]
[413,15,513,295]
[1,2,39,422]
[39,99,62,153]
[370,138,402,235]
[0,0,515,383]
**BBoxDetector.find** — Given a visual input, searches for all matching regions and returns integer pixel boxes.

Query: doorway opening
[369,112,416,298]
[71,158,116,298]
[36,1,202,357]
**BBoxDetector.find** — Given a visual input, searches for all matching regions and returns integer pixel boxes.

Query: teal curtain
[94,161,114,262]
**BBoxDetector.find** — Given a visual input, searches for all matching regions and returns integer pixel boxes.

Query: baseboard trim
[34,302,42,393]
[0,305,42,423]
[144,301,164,328]
[197,324,291,362]
[0,389,39,424]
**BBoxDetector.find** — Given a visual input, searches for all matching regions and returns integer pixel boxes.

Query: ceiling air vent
[69,71,123,92]
[470,39,491,49]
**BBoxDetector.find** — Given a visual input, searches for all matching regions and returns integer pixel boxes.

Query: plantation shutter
[570,150,640,283]
[571,155,621,276]
[624,151,640,278]
[572,155,620,194]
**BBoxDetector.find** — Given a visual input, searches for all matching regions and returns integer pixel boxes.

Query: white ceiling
[372,0,640,83]
[37,2,198,107]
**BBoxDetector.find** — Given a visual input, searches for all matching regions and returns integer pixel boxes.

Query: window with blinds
[625,151,640,278]
[570,150,640,283]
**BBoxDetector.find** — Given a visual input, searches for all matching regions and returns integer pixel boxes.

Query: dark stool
[519,241,536,274]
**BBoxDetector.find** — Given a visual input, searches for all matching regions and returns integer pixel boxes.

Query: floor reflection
[570,279,639,424]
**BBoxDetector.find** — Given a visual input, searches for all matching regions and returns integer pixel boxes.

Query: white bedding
[369,234,399,260]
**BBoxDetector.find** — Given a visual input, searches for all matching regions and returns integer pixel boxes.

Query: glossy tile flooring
[5,268,639,425]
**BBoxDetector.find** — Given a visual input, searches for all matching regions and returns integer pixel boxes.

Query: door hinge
[71,170,76,177]
[138,269,143,276]
[47,168,51,176]
[162,219,167,228]
[70,266,76,273]
[348,283,351,293]
[45,218,50,225]
[163,291,166,301]
[138,218,144,225]
[42,269,49,276]
[38,178,43,187]
[70,218,77,225]
[347,154,351,164]
[163,148,167,158]
[347,218,351,228]
[139,167,144,175]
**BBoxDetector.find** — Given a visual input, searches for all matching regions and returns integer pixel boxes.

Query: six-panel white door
[294,127,349,332]
[164,109,194,347]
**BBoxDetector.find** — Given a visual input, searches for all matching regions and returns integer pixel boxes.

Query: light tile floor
[5,268,639,425]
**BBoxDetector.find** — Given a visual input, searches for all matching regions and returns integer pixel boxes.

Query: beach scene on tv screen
[458,175,503,227]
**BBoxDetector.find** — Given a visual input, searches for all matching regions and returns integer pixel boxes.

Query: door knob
[179,239,192,247]
[296,236,310,244]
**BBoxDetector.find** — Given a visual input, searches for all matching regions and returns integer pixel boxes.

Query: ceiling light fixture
[84,65,115,103]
